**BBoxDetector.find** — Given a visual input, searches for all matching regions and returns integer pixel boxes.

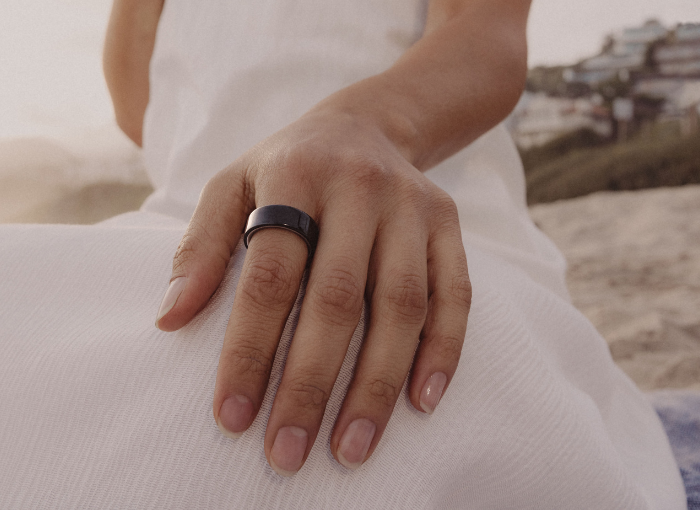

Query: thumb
[156,169,250,331]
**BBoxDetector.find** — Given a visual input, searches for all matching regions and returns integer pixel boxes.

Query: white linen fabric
[0,0,687,508]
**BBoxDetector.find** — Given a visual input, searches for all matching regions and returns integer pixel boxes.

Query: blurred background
[0,0,150,224]
[1,0,699,390]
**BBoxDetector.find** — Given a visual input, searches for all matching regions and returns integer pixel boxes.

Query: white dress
[0,0,687,508]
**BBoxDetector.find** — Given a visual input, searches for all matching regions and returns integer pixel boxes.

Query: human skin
[105,0,531,476]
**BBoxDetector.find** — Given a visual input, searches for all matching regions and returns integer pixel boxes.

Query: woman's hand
[153,0,530,476]
[155,106,472,475]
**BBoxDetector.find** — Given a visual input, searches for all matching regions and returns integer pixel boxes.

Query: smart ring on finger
[244,205,320,257]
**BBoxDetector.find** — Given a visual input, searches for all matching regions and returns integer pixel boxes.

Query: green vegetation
[522,126,700,204]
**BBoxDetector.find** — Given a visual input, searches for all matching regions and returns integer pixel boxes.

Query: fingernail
[270,426,308,476]
[217,395,254,439]
[156,277,187,327]
[337,418,376,470]
[420,372,447,414]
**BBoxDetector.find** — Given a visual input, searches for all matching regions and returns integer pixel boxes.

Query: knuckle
[172,222,231,275]
[346,159,390,194]
[310,265,364,324]
[240,248,299,308]
[225,342,273,378]
[450,271,473,311]
[200,174,226,204]
[431,192,460,229]
[394,179,431,214]
[172,234,201,274]
[405,179,431,202]
[284,376,330,411]
[441,197,459,221]
[364,376,401,410]
[430,333,464,364]
[382,271,428,324]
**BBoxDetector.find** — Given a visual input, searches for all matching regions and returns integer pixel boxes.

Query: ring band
[244,205,320,257]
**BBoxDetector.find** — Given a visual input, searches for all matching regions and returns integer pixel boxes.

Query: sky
[528,0,700,66]
[0,0,112,139]
[0,0,698,140]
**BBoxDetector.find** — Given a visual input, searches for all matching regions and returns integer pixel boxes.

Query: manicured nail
[217,395,254,439]
[337,418,376,470]
[156,277,187,327]
[270,426,308,476]
[420,372,447,414]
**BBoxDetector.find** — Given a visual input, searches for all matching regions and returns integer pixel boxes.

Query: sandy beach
[531,185,700,391]
[0,129,152,224]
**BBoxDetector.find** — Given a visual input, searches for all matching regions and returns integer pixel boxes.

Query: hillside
[522,127,700,205]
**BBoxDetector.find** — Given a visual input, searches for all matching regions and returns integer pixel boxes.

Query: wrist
[308,74,426,169]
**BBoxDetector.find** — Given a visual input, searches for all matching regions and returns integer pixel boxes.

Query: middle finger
[263,200,377,476]
[213,227,308,438]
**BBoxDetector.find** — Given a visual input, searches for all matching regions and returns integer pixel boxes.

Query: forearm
[103,0,164,146]
[314,0,531,171]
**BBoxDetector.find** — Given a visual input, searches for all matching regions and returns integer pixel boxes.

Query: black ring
[243,205,319,257]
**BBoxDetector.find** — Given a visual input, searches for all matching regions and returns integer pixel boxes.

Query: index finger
[155,168,251,332]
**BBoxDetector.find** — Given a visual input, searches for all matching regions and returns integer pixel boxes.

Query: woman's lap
[0,213,687,509]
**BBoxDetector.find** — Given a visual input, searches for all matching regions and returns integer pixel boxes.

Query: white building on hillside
[573,20,668,85]
[508,93,612,148]
[654,23,700,77]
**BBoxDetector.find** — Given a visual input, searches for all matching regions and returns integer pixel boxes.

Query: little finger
[409,208,471,414]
